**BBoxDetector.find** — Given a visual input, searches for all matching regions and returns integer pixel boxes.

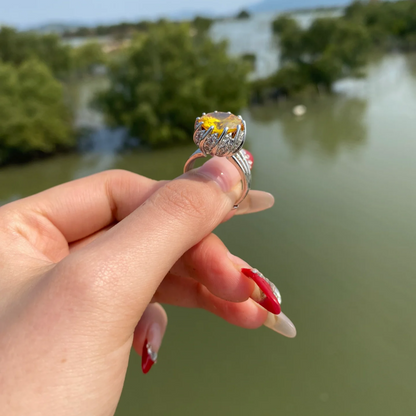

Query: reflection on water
[250,97,367,159]
[1,54,416,416]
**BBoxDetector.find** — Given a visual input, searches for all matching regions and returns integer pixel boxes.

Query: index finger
[9,170,164,243]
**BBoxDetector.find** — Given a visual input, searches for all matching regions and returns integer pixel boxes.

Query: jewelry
[183,111,251,209]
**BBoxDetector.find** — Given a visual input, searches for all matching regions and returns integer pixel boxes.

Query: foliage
[271,15,371,93]
[192,16,214,36]
[344,0,416,50]
[96,22,250,146]
[269,1,416,95]
[72,42,107,75]
[0,27,72,77]
[272,15,301,37]
[0,59,74,165]
[242,53,256,71]
[62,21,151,39]
[236,10,251,19]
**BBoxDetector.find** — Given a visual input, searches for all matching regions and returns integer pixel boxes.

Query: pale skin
[0,157,274,416]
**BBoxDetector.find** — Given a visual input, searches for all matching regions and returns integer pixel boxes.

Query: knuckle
[103,168,134,180]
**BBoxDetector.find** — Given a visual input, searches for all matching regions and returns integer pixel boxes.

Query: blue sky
[1,0,256,28]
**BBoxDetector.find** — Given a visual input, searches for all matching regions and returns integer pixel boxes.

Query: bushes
[271,14,371,94]
[0,27,72,77]
[0,59,73,165]
[96,22,250,146]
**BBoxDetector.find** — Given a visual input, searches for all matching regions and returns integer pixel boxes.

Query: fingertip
[133,303,168,358]
[234,190,275,216]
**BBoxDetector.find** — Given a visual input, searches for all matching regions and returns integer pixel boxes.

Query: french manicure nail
[241,268,281,315]
[142,339,157,374]
[264,312,297,338]
[234,190,274,215]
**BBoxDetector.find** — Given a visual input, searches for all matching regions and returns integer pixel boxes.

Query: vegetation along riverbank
[1,1,415,166]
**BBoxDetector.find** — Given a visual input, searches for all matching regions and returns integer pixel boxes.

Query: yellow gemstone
[198,112,244,135]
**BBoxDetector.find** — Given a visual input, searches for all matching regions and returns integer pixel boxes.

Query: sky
[1,0,258,28]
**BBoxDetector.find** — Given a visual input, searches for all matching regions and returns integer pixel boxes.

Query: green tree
[272,16,304,62]
[0,27,72,77]
[272,15,300,36]
[96,22,250,146]
[192,16,213,36]
[271,16,371,93]
[72,42,107,75]
[0,59,73,165]
[236,10,250,19]
[344,0,416,50]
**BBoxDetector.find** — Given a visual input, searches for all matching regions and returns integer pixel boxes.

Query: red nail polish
[142,340,157,374]
[243,150,254,169]
[241,268,281,315]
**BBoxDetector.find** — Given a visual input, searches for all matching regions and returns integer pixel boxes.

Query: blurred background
[1,0,416,415]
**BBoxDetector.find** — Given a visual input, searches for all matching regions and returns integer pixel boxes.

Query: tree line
[253,0,416,100]
[61,16,214,39]
[2,1,416,165]
[0,27,107,165]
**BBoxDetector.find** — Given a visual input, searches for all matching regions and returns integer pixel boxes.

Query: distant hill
[249,0,350,13]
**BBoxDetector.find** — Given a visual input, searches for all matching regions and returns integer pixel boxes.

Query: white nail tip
[263,312,297,338]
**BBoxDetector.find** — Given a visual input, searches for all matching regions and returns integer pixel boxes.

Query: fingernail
[242,149,254,169]
[234,190,274,215]
[197,157,241,195]
[142,339,157,374]
[227,254,275,309]
[264,312,297,338]
[241,268,281,315]
[141,323,162,374]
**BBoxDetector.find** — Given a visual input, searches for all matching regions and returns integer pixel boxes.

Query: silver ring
[183,111,252,209]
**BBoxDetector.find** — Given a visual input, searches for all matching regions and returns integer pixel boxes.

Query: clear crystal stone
[202,133,219,154]
[194,130,206,145]
[215,133,234,156]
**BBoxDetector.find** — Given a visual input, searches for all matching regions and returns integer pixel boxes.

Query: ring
[183,111,252,209]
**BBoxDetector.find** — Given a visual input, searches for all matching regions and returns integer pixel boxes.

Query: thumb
[58,157,243,334]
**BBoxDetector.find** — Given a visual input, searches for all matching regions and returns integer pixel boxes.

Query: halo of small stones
[193,122,245,157]
[252,269,282,305]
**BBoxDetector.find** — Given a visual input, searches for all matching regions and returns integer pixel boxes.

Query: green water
[1,54,416,415]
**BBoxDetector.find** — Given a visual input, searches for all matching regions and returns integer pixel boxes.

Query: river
[1,53,416,415]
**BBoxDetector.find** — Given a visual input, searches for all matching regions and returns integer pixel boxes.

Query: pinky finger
[132,303,168,374]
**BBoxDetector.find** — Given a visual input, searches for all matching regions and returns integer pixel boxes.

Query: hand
[0,156,294,416]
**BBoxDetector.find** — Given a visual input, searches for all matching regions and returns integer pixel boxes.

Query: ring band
[183,111,252,209]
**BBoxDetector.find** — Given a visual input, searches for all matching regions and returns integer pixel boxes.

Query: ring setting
[184,111,252,209]
[194,111,246,157]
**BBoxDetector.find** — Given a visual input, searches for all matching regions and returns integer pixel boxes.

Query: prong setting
[193,111,246,157]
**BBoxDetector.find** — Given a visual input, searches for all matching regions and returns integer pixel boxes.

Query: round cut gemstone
[197,112,244,136]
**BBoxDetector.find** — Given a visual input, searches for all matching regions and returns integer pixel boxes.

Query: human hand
[0,156,295,415]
